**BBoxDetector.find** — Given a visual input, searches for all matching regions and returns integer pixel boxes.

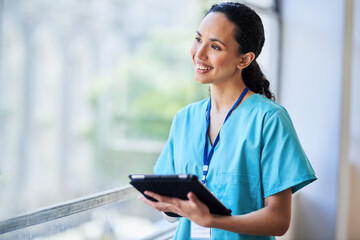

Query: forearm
[141,189,292,236]
[208,206,290,236]
[207,189,292,236]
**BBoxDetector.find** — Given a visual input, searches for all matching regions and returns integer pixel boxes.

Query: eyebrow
[196,31,226,47]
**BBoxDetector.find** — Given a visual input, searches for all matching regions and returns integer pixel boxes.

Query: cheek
[190,44,197,61]
[211,55,227,67]
[213,55,236,68]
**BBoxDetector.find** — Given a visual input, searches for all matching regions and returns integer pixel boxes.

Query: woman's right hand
[138,191,214,227]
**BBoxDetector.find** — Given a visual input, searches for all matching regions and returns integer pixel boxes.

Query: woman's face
[190,12,243,85]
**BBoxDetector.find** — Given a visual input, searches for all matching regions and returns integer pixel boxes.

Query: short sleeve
[153,114,178,174]
[261,109,317,198]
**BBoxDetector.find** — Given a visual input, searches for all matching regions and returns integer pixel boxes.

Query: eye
[211,44,221,50]
[195,36,201,43]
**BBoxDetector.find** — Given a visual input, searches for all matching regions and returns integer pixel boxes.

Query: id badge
[191,221,211,239]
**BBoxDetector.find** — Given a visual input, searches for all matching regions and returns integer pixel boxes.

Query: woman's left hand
[139,191,213,227]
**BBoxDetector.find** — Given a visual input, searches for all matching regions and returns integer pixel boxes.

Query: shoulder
[173,98,208,122]
[167,98,208,138]
[247,95,300,140]
[246,94,290,121]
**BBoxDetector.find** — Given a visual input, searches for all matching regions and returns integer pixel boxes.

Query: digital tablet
[129,174,232,217]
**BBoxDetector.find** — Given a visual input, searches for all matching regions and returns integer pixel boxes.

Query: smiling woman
[140,2,317,240]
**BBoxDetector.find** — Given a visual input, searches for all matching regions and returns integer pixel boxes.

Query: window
[0,0,279,237]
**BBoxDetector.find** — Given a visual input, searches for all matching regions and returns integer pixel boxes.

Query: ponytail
[242,60,275,101]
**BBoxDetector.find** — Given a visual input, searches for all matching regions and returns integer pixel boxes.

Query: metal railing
[0,185,138,234]
[0,184,177,239]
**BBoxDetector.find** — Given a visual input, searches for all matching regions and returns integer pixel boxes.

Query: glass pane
[0,197,176,240]
[0,0,280,224]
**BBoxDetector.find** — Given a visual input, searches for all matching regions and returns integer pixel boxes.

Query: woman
[139,2,316,239]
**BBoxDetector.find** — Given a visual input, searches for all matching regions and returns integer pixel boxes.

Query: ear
[237,52,256,70]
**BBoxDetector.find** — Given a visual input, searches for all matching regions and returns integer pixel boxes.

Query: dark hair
[206,2,275,100]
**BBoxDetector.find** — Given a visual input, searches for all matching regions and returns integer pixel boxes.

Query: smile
[195,63,214,72]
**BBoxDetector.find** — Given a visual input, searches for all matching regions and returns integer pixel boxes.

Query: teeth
[196,64,213,70]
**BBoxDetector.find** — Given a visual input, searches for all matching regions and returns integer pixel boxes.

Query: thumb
[187,192,200,203]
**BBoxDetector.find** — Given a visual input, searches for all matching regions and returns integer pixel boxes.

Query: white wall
[279,0,345,239]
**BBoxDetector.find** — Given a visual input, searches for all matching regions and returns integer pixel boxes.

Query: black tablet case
[129,174,232,217]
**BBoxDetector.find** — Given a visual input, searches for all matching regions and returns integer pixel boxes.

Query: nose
[195,44,208,60]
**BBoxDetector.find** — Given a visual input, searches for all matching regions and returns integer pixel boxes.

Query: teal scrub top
[153,94,317,240]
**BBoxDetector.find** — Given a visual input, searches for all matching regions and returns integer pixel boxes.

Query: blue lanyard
[202,86,249,184]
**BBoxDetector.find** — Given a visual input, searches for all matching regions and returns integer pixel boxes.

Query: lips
[195,62,214,73]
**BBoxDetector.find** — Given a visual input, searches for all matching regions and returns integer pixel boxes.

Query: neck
[210,80,248,112]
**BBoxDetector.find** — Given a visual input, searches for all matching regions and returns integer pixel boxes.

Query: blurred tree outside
[87,28,208,186]
[0,0,278,229]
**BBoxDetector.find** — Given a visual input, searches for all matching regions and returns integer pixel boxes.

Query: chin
[195,78,211,85]
[194,75,213,84]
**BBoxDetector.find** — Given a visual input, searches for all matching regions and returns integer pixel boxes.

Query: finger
[187,192,209,212]
[138,195,155,206]
[139,195,169,210]
[144,191,157,197]
[187,192,200,204]
[139,194,179,213]
[144,191,172,203]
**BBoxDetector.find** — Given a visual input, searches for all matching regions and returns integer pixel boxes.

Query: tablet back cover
[129,174,231,217]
